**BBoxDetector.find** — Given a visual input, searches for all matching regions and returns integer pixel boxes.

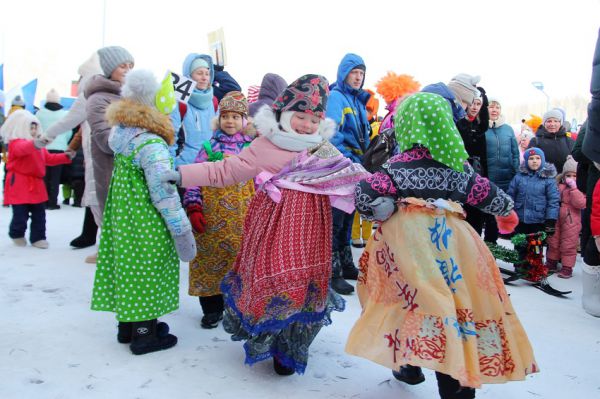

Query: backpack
[361,128,397,173]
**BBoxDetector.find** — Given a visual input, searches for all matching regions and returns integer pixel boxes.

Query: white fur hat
[121,70,159,107]
[46,89,60,104]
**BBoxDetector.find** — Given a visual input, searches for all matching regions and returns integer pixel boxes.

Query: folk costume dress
[345,93,538,388]
[177,74,370,374]
[91,100,192,322]
[183,130,255,298]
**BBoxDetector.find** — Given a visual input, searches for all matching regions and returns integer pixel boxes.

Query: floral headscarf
[393,92,468,172]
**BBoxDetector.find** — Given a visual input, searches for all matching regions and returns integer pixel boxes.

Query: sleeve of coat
[591,179,600,236]
[326,93,358,162]
[86,95,114,155]
[572,122,589,163]
[138,141,191,237]
[45,94,87,139]
[583,28,600,163]
[567,187,587,210]
[507,174,518,200]
[545,179,560,220]
[213,69,242,101]
[43,149,72,166]
[510,134,520,172]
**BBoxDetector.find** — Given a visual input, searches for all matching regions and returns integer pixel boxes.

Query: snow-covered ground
[1,201,600,399]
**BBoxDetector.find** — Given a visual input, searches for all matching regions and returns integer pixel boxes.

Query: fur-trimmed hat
[543,109,563,124]
[46,89,60,104]
[524,147,546,166]
[219,91,248,117]
[97,46,134,78]
[120,69,159,107]
[562,155,577,174]
[447,73,480,105]
[272,74,329,119]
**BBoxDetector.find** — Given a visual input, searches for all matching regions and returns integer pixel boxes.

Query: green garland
[486,232,547,265]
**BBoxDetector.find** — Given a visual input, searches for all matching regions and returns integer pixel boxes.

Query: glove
[186,204,206,233]
[33,137,50,149]
[160,169,182,194]
[496,210,519,234]
[64,150,76,160]
[173,230,197,262]
[564,177,577,189]
[544,219,557,236]
[370,196,397,222]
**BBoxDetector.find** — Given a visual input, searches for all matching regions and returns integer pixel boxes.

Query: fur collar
[518,162,557,178]
[252,104,336,140]
[106,99,175,145]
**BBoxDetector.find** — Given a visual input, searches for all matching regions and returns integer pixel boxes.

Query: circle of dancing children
[345,92,538,399]
[162,75,369,375]
[90,70,196,355]
[182,91,256,329]
[1,110,74,249]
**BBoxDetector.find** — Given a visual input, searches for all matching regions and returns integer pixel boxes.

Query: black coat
[573,122,600,208]
[456,86,490,176]
[529,126,575,174]
[583,28,600,163]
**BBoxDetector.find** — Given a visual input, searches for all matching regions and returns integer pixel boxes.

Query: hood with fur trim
[210,116,257,137]
[518,161,557,178]
[252,104,336,141]
[106,99,174,145]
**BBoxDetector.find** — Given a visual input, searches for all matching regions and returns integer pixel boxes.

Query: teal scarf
[188,87,214,110]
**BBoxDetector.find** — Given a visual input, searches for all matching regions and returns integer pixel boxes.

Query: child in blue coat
[507,147,560,266]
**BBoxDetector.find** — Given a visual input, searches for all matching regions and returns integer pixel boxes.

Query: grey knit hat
[97,46,134,78]
[447,73,480,105]
[121,70,159,107]
[543,109,563,124]
[562,155,577,174]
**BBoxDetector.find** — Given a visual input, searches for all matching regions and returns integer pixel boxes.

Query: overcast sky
[2,0,599,114]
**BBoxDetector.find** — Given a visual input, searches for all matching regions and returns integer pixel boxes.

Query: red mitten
[186,204,206,234]
[496,210,519,234]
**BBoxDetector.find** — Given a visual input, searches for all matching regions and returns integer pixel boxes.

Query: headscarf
[394,92,468,172]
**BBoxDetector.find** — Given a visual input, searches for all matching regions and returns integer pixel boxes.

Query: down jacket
[507,163,560,224]
[485,117,519,192]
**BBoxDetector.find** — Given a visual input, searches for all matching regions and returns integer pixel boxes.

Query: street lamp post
[531,81,550,111]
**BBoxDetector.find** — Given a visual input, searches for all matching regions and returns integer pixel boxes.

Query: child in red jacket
[0,110,73,248]
[546,156,587,278]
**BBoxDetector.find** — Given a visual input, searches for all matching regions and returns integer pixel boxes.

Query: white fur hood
[252,104,336,140]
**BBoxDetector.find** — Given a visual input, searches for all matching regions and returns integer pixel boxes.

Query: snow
[1,202,600,399]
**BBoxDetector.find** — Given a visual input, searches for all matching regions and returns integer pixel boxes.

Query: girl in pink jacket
[546,155,587,278]
[0,110,73,248]
[162,75,369,376]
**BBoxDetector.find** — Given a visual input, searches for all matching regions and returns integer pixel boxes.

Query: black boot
[117,321,170,343]
[273,357,295,376]
[435,372,475,399]
[129,319,177,355]
[392,365,425,385]
[331,251,354,295]
[201,312,223,329]
[70,207,98,248]
[340,246,359,280]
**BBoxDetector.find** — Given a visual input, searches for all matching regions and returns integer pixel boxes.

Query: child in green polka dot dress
[90,70,196,355]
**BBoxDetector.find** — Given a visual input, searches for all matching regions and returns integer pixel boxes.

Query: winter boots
[340,246,359,280]
[117,321,170,343]
[70,207,98,248]
[129,319,177,355]
[392,365,425,385]
[558,266,573,279]
[331,251,354,295]
[545,259,559,273]
[273,356,295,376]
[201,312,223,329]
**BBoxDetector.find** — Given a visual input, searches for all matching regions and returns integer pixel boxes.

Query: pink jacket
[4,139,72,205]
[546,182,586,267]
[179,136,297,188]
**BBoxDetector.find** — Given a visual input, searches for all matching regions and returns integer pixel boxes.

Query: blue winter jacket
[507,163,560,224]
[485,120,519,192]
[327,53,371,163]
[421,82,466,122]
[170,53,217,168]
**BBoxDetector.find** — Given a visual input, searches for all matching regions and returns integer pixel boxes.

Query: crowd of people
[0,29,599,399]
